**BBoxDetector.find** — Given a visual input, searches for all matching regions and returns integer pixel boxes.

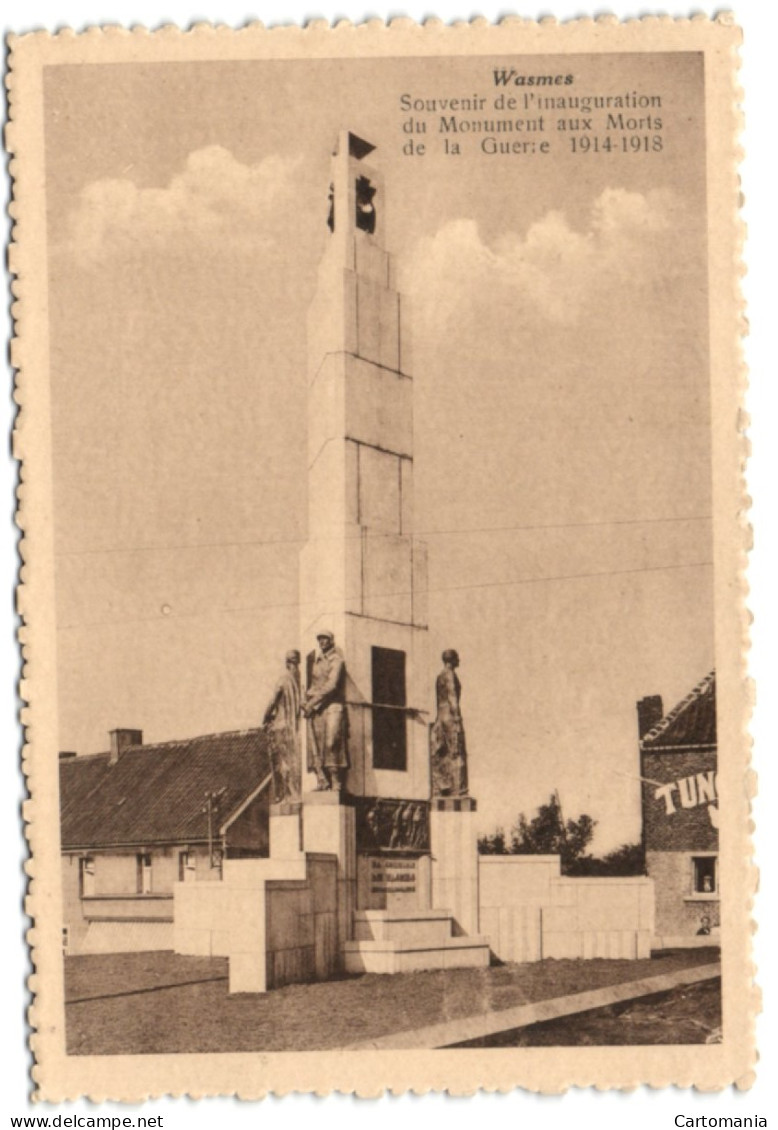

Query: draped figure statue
[263,650,302,804]
[429,649,468,798]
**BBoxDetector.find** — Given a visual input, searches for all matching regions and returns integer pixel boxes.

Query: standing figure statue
[430,648,468,798]
[303,630,349,792]
[262,650,302,804]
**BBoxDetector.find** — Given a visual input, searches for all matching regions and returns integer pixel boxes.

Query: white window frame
[688,853,718,899]
[178,850,197,882]
[80,854,96,898]
[137,851,153,894]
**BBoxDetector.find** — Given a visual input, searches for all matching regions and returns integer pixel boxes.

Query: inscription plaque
[368,855,418,895]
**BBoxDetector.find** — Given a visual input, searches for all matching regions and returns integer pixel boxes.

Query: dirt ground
[454,977,722,1046]
[64,947,720,1054]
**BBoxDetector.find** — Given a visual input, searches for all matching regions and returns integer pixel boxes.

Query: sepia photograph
[7,15,752,1099]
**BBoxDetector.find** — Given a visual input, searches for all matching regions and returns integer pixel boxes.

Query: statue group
[262,630,348,802]
[262,638,469,803]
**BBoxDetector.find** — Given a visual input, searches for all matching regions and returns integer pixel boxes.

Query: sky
[45,50,713,852]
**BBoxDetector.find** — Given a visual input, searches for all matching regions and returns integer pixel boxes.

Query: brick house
[60,727,271,955]
[637,671,719,945]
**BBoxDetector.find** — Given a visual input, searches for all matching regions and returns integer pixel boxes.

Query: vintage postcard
[8,16,752,1100]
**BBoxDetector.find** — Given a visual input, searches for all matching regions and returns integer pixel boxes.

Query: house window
[692,855,717,895]
[62,926,69,954]
[178,851,196,882]
[372,646,407,771]
[136,852,153,894]
[79,855,95,898]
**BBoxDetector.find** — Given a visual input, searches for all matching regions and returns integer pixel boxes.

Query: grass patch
[455,977,722,1046]
[65,946,719,1054]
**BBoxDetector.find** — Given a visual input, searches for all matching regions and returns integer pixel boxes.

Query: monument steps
[343,909,490,974]
[354,908,455,945]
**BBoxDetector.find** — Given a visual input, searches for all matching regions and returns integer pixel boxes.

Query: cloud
[66,146,303,263]
[403,183,710,539]
[405,187,687,327]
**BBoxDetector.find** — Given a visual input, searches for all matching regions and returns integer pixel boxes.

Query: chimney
[59,751,77,760]
[109,728,143,765]
[636,695,663,740]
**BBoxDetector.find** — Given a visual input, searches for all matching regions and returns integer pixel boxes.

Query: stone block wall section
[542,877,654,960]
[478,856,654,963]
[430,800,479,937]
[173,851,339,993]
[302,792,357,954]
[76,920,174,955]
[265,857,339,989]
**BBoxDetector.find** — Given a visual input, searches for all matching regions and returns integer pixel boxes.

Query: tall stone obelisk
[300,133,432,944]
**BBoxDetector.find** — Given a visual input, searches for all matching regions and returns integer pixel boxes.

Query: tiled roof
[60,729,271,850]
[640,671,716,750]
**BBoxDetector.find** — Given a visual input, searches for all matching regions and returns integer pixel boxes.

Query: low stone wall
[543,877,654,960]
[174,875,233,957]
[78,920,174,954]
[478,856,654,962]
[479,904,543,963]
[265,856,339,989]
[479,856,559,962]
[174,852,338,992]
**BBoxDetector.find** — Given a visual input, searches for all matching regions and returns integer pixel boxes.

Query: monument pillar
[302,792,356,954]
[299,130,432,937]
[269,803,304,860]
[427,649,479,935]
[430,798,479,936]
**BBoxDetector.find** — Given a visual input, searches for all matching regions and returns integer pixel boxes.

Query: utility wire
[56,559,712,633]
[55,513,712,558]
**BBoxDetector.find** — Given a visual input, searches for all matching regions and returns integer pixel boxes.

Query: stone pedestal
[356,852,432,912]
[269,803,303,860]
[221,861,271,994]
[430,797,479,937]
[302,792,356,953]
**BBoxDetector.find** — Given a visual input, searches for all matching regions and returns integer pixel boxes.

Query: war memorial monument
[167,131,655,993]
[13,17,749,1094]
